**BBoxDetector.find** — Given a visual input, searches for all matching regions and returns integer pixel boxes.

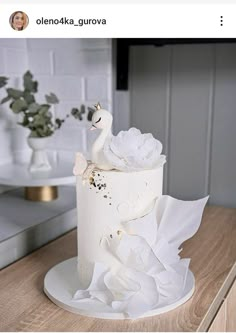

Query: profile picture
[9,11,29,31]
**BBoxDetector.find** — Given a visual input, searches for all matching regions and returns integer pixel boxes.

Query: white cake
[44,104,208,318]
[70,104,208,318]
[76,167,163,289]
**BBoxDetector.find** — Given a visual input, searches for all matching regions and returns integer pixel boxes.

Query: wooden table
[1,206,236,332]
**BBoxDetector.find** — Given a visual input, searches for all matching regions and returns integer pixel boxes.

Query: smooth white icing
[76,167,163,289]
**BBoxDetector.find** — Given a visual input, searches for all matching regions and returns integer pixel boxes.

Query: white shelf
[0,159,75,187]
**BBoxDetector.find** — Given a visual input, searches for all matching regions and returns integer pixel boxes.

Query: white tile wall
[0,38,112,173]
[5,49,28,74]
[27,38,111,51]
[54,49,111,75]
[85,75,109,100]
[0,39,27,49]
[28,50,53,75]
[36,76,83,101]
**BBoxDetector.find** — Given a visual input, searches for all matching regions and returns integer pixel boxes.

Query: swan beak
[90,125,97,131]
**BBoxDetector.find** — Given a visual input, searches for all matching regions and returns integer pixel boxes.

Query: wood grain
[0,205,236,332]
[198,263,236,332]
[208,301,226,332]
[208,278,236,332]
[226,278,236,331]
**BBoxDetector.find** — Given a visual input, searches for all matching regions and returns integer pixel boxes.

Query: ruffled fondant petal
[73,195,208,318]
[103,127,166,172]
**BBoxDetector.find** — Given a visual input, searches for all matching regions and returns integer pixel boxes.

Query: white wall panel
[209,44,236,207]
[168,45,212,200]
[129,43,236,207]
[129,45,171,192]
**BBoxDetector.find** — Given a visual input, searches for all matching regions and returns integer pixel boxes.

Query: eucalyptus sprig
[0,71,95,138]
[71,105,95,121]
[0,71,64,138]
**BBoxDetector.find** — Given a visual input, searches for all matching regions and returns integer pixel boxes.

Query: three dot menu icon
[220,16,223,26]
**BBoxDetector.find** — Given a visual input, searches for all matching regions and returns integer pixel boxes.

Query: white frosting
[76,167,163,289]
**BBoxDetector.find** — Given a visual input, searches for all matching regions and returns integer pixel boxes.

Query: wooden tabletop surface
[1,205,236,332]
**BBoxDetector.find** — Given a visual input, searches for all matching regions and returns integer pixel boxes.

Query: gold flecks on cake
[88,171,112,206]
[97,183,106,191]
[117,230,123,239]
[89,176,95,185]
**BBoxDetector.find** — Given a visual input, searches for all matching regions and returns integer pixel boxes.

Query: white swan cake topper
[73,102,166,176]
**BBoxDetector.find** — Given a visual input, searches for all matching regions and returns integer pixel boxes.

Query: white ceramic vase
[27,136,52,172]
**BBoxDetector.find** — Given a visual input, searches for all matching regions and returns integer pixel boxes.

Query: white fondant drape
[73,195,208,318]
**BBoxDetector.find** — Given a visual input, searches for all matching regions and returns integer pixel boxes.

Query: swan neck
[93,126,112,152]
[102,126,112,138]
[99,125,112,140]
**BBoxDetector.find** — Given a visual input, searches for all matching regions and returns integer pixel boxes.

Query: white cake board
[44,257,195,319]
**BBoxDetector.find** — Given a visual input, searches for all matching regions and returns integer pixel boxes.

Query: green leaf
[23,91,35,105]
[0,76,8,88]
[18,114,30,127]
[23,71,38,93]
[38,104,50,116]
[71,107,83,121]
[87,107,95,121]
[1,96,11,104]
[29,130,39,138]
[11,99,28,113]
[71,108,79,117]
[55,118,65,129]
[28,103,41,113]
[45,93,59,104]
[33,115,46,126]
[36,126,53,137]
[7,88,23,100]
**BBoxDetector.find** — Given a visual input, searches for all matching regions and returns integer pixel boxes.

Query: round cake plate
[44,257,195,320]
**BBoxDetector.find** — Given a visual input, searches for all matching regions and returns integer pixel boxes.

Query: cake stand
[44,257,195,319]
[0,159,75,201]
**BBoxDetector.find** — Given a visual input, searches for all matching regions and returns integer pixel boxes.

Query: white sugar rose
[103,128,166,172]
